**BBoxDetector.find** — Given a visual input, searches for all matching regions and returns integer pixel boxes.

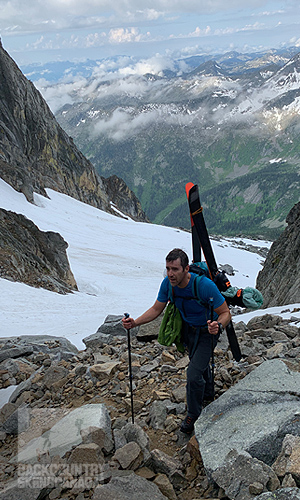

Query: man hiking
[122,248,231,434]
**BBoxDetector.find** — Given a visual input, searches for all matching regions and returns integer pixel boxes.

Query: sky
[1,177,299,354]
[0,0,300,67]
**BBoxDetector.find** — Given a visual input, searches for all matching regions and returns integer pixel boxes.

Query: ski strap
[191,206,203,216]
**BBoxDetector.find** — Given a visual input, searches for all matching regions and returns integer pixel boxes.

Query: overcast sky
[0,0,300,66]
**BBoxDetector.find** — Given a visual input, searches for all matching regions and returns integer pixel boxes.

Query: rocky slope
[0,311,300,500]
[256,201,300,307]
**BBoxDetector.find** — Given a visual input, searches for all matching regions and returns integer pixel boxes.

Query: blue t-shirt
[157,273,225,327]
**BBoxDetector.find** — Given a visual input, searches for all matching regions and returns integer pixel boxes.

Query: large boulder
[195,359,300,476]
[0,208,77,293]
[12,404,113,464]
[92,472,168,499]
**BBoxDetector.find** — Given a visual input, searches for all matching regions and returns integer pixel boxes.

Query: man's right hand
[122,316,136,329]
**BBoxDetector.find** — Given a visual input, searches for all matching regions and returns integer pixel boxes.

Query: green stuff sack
[158,302,184,353]
[222,286,263,310]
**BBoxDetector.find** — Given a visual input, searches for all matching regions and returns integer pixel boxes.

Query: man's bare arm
[122,300,166,329]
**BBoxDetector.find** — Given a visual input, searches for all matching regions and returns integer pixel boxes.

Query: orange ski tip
[185,182,195,196]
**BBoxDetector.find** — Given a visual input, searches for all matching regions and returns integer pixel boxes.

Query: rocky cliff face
[0,208,77,293]
[256,201,300,307]
[0,41,108,210]
[104,175,149,222]
[0,40,147,223]
[0,40,148,292]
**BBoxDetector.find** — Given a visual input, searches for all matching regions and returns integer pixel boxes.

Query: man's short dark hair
[166,248,189,269]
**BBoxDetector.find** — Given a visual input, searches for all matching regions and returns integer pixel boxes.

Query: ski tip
[185,182,194,196]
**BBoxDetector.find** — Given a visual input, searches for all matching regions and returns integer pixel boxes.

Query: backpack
[191,261,263,310]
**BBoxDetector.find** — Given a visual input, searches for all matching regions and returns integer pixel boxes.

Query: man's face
[166,258,188,287]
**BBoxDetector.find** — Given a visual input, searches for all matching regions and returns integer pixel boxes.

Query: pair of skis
[185,182,242,362]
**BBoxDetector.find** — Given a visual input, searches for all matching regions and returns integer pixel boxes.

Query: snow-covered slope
[0,179,299,349]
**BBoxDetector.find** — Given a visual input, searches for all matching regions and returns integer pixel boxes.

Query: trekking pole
[209,298,215,400]
[124,313,134,424]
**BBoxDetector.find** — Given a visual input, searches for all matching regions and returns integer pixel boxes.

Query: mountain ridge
[53,46,300,239]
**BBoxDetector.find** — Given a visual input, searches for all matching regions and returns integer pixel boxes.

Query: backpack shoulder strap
[192,274,208,309]
[168,282,174,303]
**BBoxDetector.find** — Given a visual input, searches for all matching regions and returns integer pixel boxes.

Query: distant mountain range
[21,46,299,82]
[31,46,300,239]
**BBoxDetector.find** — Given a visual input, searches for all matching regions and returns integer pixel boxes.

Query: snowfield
[0,179,299,350]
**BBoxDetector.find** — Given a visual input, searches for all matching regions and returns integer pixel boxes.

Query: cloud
[118,54,177,76]
[289,36,300,47]
[0,0,277,35]
[170,25,212,39]
[35,76,88,113]
[253,10,285,16]
[92,108,157,140]
[91,105,202,141]
[108,27,150,44]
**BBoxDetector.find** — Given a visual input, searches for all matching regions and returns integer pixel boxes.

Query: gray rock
[1,403,30,435]
[136,315,162,342]
[83,329,130,350]
[212,450,280,500]
[272,434,300,480]
[140,359,160,374]
[97,315,138,337]
[113,428,127,450]
[0,346,34,362]
[8,368,42,404]
[172,384,186,403]
[234,321,248,333]
[149,400,169,430]
[97,315,126,335]
[0,335,78,354]
[81,425,114,455]
[83,332,109,350]
[254,488,300,499]
[0,208,77,294]
[12,404,112,464]
[112,441,144,470]
[195,359,300,477]
[42,364,69,389]
[247,315,282,330]
[275,325,299,339]
[219,264,235,275]
[0,358,20,377]
[0,478,43,500]
[160,364,178,374]
[114,422,151,461]
[92,472,168,499]
[122,422,150,451]
[146,448,183,477]
[256,201,300,307]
